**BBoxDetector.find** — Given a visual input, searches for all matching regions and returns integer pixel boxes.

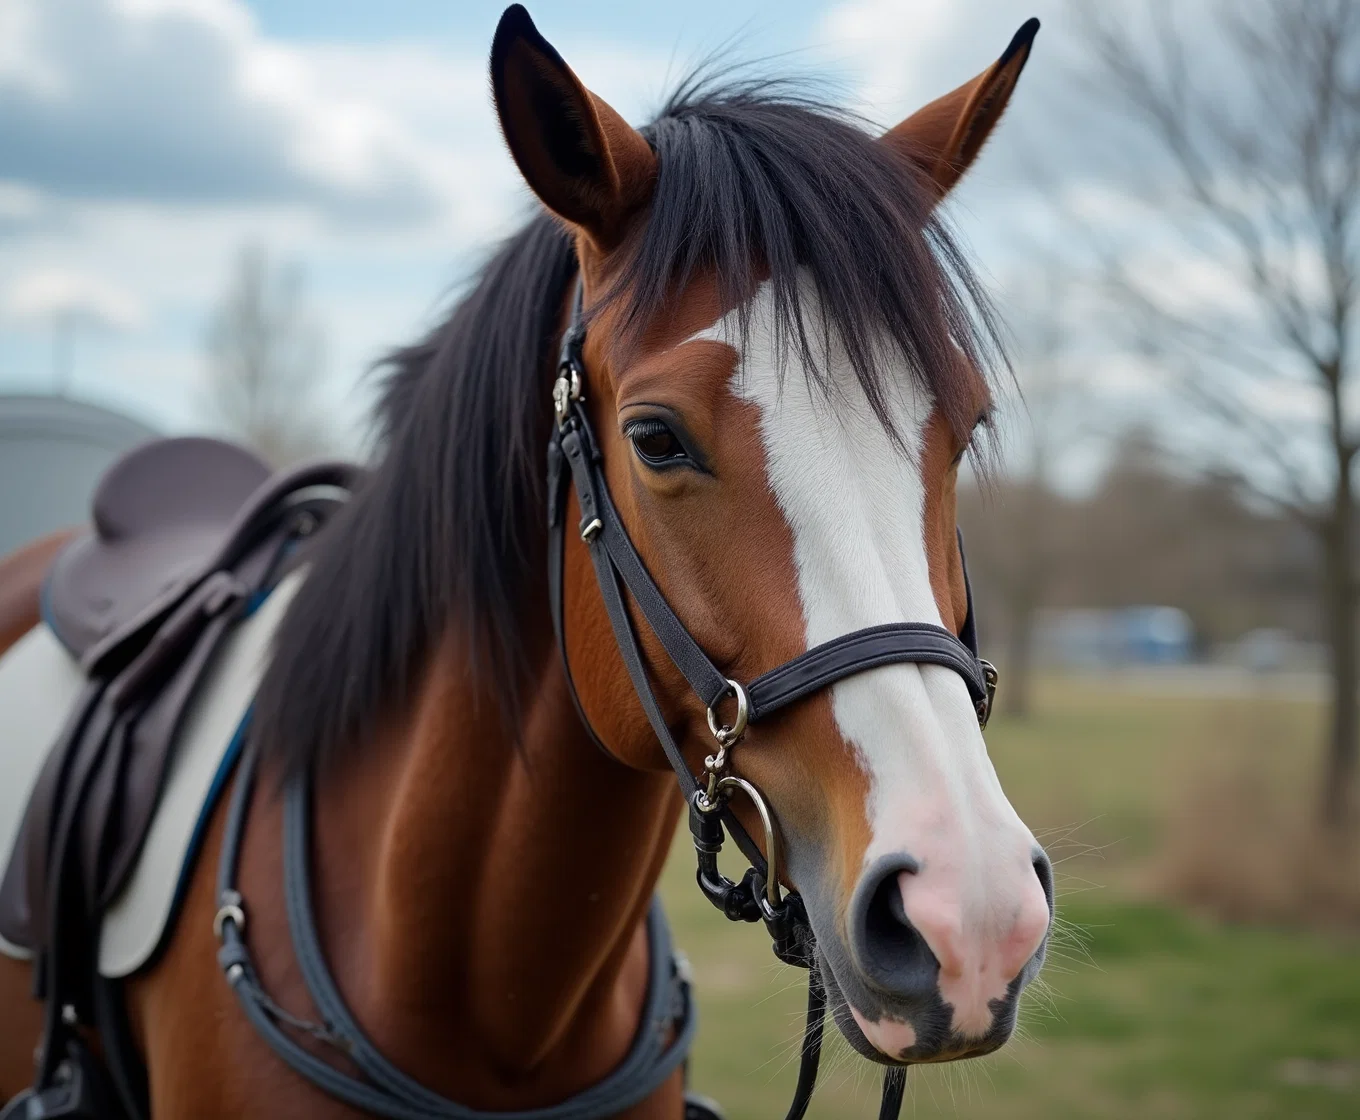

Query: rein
[547,279,997,1119]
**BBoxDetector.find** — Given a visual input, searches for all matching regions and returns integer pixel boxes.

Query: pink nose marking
[849,1004,917,1058]
[897,865,1050,1038]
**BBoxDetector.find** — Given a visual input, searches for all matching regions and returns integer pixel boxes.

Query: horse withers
[0,6,1048,1117]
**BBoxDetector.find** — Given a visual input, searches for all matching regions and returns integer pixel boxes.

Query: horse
[0,5,1049,1116]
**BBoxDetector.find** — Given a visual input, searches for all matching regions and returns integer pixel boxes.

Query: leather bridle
[4,282,999,1120]
[547,279,998,1120]
[207,276,997,1120]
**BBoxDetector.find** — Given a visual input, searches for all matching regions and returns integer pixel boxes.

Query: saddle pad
[0,570,303,976]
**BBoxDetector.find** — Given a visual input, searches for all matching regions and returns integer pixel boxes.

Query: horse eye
[627,419,688,467]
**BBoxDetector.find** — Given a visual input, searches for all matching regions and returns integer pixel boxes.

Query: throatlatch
[547,277,998,1120]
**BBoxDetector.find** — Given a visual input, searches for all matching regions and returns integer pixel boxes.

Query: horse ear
[490,5,656,248]
[882,18,1039,202]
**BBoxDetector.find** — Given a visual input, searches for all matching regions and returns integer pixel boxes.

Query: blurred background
[1,0,1357,1116]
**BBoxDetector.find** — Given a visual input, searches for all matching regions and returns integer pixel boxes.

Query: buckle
[552,363,583,429]
[977,659,999,729]
[213,889,246,940]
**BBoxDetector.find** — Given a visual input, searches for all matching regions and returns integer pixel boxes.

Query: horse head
[491,5,1051,1066]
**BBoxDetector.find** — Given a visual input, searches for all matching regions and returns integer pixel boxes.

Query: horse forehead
[686,292,935,509]
[686,289,935,457]
[688,289,941,636]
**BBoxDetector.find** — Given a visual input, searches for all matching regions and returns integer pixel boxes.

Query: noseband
[547,280,998,1119]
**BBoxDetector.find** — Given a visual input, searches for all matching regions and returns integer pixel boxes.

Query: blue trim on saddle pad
[160,705,253,947]
[138,585,274,971]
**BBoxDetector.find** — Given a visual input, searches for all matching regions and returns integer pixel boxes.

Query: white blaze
[693,283,1044,1047]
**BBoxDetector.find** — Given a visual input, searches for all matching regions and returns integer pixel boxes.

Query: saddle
[0,437,358,1120]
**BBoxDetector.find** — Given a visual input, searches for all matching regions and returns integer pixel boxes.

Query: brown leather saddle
[0,437,358,1002]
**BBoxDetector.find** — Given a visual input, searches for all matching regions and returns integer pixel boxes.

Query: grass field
[657,676,1360,1119]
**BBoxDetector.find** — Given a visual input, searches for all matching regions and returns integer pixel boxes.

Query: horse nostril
[851,855,939,997]
[1032,846,1054,913]
[884,876,910,927]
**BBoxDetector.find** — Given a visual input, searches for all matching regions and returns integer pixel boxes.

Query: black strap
[957,526,980,659]
[781,968,827,1120]
[546,275,942,1120]
[555,425,770,869]
[559,424,731,710]
[748,622,988,720]
[215,741,697,1120]
[549,311,988,743]
[879,1069,906,1120]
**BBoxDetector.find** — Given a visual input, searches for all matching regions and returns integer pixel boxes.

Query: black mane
[254,73,1004,777]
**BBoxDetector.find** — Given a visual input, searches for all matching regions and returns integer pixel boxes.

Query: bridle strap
[748,621,987,721]
[554,414,731,709]
[549,288,989,738]
[553,421,769,871]
[547,276,999,1120]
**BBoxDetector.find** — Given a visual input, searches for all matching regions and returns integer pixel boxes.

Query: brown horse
[0,5,1048,1116]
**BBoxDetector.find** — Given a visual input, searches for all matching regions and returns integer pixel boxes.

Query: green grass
[656,678,1360,1119]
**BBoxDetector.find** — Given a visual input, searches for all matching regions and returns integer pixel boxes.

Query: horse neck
[310,624,682,1100]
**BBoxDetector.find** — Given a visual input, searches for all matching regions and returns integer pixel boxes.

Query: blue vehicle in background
[1120,606,1194,665]
[1039,606,1194,668]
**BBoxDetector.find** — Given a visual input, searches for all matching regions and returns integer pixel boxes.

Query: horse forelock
[253,69,1004,780]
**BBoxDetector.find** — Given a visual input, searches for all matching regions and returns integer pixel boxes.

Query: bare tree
[962,263,1084,717]
[205,245,330,466]
[1077,0,1360,826]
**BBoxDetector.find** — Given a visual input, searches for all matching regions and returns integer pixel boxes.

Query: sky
[0,0,1270,487]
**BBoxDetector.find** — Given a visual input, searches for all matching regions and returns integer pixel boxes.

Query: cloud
[817,0,961,122]
[0,0,683,441]
[2,0,1156,474]
[3,268,146,330]
[816,0,1068,124]
[0,0,452,224]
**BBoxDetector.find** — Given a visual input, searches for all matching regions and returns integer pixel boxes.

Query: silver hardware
[61,1004,79,1027]
[977,659,999,729]
[701,679,750,807]
[713,775,784,910]
[706,679,749,747]
[552,365,583,428]
[213,890,246,940]
[225,963,245,984]
[581,517,603,541]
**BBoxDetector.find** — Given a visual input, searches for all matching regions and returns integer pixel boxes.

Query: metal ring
[714,775,783,909]
[213,902,246,940]
[706,679,750,746]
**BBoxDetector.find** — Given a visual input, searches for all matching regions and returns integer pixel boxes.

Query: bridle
[206,275,996,1120]
[547,279,998,1119]
[207,275,996,1120]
